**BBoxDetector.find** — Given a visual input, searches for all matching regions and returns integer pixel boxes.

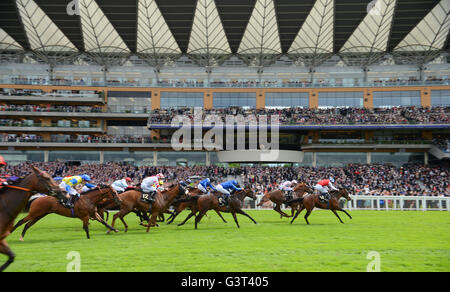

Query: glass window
[48,151,100,162]
[160,92,204,109]
[373,91,421,107]
[431,90,450,106]
[157,152,206,166]
[213,92,256,108]
[316,152,367,166]
[371,152,424,166]
[104,151,153,166]
[0,150,44,164]
[318,91,363,108]
[266,92,309,108]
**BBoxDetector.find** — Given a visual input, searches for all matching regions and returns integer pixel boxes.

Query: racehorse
[289,188,352,225]
[177,188,258,229]
[0,166,63,272]
[257,183,313,218]
[166,187,226,225]
[109,182,187,233]
[12,185,120,240]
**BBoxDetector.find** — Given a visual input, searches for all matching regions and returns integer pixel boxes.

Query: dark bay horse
[0,166,63,272]
[166,187,226,225]
[257,183,313,218]
[12,185,120,240]
[178,188,258,229]
[289,188,353,225]
[109,182,187,233]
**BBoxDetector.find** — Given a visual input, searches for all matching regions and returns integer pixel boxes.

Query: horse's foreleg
[0,240,15,272]
[194,211,206,230]
[214,210,227,223]
[178,211,196,226]
[339,208,352,219]
[145,213,158,232]
[82,217,90,239]
[95,212,118,232]
[331,209,344,224]
[231,212,240,228]
[235,209,257,224]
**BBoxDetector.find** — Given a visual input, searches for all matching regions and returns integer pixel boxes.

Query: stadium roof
[0,0,449,67]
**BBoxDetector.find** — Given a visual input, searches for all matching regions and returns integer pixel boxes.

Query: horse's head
[294,182,313,194]
[105,185,122,205]
[30,166,64,199]
[242,187,257,201]
[339,188,352,201]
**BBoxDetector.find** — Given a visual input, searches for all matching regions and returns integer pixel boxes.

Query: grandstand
[0,0,449,170]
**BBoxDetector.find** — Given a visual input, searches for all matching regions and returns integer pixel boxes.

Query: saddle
[284,190,294,203]
[218,195,229,207]
[140,191,156,204]
[318,193,331,204]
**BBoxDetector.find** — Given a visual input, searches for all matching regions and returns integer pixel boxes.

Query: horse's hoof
[19,236,24,241]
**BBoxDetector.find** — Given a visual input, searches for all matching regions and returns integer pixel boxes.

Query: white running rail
[249,195,450,211]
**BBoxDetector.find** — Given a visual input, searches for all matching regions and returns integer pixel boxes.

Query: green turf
[3,209,449,272]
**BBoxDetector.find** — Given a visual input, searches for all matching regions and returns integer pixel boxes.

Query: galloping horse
[109,182,187,233]
[178,188,258,229]
[257,183,313,218]
[0,166,63,272]
[165,187,225,225]
[12,185,120,239]
[289,188,353,225]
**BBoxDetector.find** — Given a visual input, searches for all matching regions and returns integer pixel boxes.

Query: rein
[3,185,33,192]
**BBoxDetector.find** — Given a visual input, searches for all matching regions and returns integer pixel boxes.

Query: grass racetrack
[4,209,450,272]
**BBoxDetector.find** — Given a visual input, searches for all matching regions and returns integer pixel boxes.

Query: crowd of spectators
[148,106,450,125]
[1,162,448,197]
[0,104,103,113]
[7,76,449,88]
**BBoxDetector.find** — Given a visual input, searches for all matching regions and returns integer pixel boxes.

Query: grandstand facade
[0,0,449,167]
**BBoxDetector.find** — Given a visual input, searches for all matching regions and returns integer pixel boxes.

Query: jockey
[314,177,338,201]
[60,174,95,207]
[279,180,294,192]
[197,178,217,194]
[216,180,242,204]
[111,177,132,193]
[140,173,165,206]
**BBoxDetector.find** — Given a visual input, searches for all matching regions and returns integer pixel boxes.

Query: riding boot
[66,195,75,208]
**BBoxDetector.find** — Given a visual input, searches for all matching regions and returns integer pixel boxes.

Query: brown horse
[109,182,187,233]
[289,188,353,225]
[0,166,63,272]
[257,183,313,218]
[178,188,258,229]
[12,185,120,240]
[166,188,227,225]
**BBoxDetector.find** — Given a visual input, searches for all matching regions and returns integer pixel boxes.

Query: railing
[251,195,450,211]
[2,78,449,89]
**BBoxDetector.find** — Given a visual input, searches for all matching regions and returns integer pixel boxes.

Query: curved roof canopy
[0,0,448,67]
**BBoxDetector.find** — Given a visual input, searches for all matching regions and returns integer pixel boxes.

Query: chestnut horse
[289,188,353,225]
[0,166,63,272]
[177,188,258,229]
[109,182,187,233]
[257,183,313,218]
[12,185,120,240]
